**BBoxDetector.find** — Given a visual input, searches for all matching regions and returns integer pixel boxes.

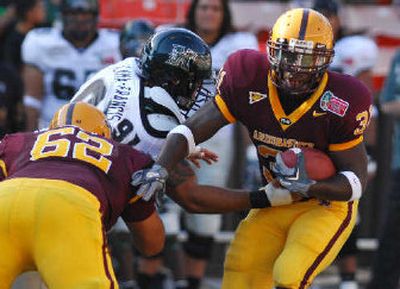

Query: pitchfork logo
[166,44,198,72]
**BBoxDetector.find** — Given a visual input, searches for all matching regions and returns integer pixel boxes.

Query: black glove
[131,164,169,202]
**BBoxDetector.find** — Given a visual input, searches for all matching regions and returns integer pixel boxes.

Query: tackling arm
[166,160,302,213]
[156,101,228,171]
[166,160,251,213]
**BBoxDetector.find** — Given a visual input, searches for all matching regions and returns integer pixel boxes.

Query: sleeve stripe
[128,195,141,204]
[329,136,363,151]
[0,160,7,178]
[214,94,236,123]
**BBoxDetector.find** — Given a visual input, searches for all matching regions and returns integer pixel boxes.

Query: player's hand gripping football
[187,146,218,168]
[131,164,169,202]
[273,149,316,198]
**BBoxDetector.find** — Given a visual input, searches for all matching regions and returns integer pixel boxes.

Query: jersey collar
[268,72,328,131]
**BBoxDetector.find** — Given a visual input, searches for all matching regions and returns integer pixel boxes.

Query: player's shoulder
[109,57,140,82]
[25,27,57,38]
[223,49,268,88]
[22,27,63,65]
[326,71,372,112]
[102,58,137,79]
[24,27,60,46]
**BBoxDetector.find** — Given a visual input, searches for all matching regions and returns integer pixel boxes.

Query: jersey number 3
[30,127,113,173]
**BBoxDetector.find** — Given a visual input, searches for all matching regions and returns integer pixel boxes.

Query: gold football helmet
[49,102,111,138]
[267,8,334,95]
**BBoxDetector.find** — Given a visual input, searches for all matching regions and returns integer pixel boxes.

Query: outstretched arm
[156,101,228,172]
[165,160,302,213]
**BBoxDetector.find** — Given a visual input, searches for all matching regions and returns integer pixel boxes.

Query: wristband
[340,171,362,201]
[249,190,271,208]
[167,125,196,156]
[24,95,42,110]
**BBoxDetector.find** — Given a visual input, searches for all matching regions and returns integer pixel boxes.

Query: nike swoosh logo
[313,110,327,117]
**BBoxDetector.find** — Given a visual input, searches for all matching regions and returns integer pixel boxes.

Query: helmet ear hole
[139,28,212,110]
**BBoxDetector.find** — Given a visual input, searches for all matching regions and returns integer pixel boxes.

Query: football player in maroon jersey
[0,102,164,288]
[134,8,373,289]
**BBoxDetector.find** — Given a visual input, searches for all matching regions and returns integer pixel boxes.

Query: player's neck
[278,88,311,115]
[62,32,98,49]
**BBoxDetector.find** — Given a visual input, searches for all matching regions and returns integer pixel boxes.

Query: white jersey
[330,35,378,77]
[210,32,259,74]
[71,58,184,159]
[22,27,121,128]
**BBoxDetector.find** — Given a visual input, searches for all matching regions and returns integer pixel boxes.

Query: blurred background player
[330,34,379,289]
[178,1,258,288]
[21,0,120,131]
[0,102,165,289]
[119,19,155,59]
[2,0,46,72]
[312,0,346,42]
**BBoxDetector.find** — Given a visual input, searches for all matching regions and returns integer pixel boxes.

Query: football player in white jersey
[72,28,286,289]
[183,0,259,287]
[73,28,213,289]
[109,19,158,289]
[22,0,120,131]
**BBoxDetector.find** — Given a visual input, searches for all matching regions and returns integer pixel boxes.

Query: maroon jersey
[0,126,154,230]
[215,49,373,184]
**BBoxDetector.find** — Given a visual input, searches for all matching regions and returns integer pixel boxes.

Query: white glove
[260,182,293,207]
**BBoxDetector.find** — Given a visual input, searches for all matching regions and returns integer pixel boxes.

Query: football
[279,147,336,180]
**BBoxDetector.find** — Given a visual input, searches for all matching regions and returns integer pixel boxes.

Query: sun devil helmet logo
[166,44,198,72]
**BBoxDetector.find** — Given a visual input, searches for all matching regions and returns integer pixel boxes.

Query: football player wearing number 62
[0,102,164,289]
[21,0,120,132]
